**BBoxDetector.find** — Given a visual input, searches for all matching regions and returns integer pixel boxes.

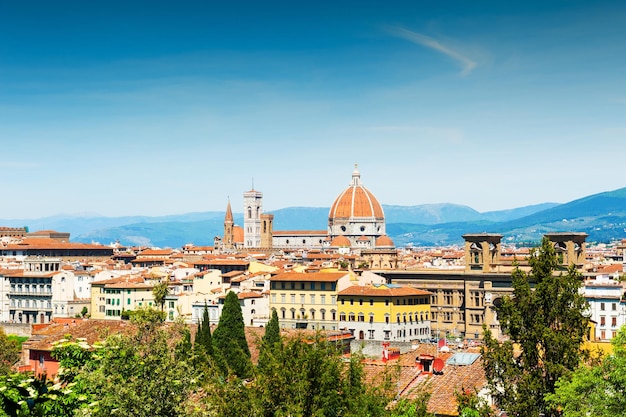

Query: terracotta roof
[24,319,131,351]
[1,238,111,250]
[339,284,431,297]
[196,259,250,266]
[138,249,174,256]
[329,166,384,220]
[270,271,348,282]
[375,235,395,247]
[330,235,351,247]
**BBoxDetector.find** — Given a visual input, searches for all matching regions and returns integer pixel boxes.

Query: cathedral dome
[329,165,384,222]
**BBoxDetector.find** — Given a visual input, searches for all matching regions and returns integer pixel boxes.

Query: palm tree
[152,280,170,311]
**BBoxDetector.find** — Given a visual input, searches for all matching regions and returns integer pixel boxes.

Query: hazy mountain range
[2,188,625,248]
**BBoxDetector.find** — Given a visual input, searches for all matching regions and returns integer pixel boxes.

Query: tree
[80,306,88,318]
[212,291,252,378]
[250,333,393,417]
[545,325,626,416]
[152,280,170,311]
[482,237,589,417]
[75,315,198,416]
[456,388,495,417]
[0,329,21,376]
[262,308,281,348]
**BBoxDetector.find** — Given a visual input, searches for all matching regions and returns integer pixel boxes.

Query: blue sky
[1,0,625,219]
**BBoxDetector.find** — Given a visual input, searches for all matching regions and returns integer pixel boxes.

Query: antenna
[251,177,254,191]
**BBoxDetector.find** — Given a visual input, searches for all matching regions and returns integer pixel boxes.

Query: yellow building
[338,284,431,342]
[269,271,355,330]
[90,275,155,320]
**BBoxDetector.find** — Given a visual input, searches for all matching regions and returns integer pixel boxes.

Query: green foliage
[0,372,88,417]
[546,325,626,416]
[212,291,252,378]
[249,333,391,417]
[262,309,281,348]
[127,306,166,325]
[0,329,21,376]
[194,304,213,356]
[152,280,170,311]
[388,392,433,417]
[456,388,495,417]
[80,307,88,318]
[482,237,589,417]
[75,321,198,416]
[51,336,93,384]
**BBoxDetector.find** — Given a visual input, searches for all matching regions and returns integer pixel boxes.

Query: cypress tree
[262,308,281,348]
[194,303,213,356]
[212,291,251,378]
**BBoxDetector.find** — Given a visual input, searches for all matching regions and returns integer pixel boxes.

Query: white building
[583,274,626,341]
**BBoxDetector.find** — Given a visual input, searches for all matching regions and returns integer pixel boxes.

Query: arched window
[339,312,346,321]
[349,313,355,322]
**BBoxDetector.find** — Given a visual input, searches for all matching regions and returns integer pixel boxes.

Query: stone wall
[0,323,31,337]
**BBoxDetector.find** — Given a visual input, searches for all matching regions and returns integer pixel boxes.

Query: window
[358,313,365,322]
[369,299,374,306]
[369,313,374,323]
[612,316,617,327]
[291,294,295,303]
[600,316,606,326]
[320,295,326,305]
[127,298,131,305]
[271,294,276,303]
[321,283,326,290]
[601,302,605,311]
[340,313,346,321]
[612,303,617,311]
[300,295,305,304]
[331,296,336,305]
[310,294,315,304]
[349,313,355,322]
[281,294,286,303]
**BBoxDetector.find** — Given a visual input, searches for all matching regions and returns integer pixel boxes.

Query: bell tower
[243,185,263,248]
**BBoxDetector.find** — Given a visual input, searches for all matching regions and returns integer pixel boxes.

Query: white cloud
[388,27,477,76]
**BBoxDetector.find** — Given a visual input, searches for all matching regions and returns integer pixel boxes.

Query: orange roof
[2,238,111,250]
[330,235,351,247]
[339,284,431,297]
[270,271,348,282]
[329,166,384,220]
[375,235,395,247]
[138,249,174,256]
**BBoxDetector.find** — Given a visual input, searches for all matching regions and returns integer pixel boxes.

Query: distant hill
[1,187,624,248]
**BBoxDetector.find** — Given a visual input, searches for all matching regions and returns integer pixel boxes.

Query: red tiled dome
[330,235,351,247]
[375,235,395,247]
[329,166,384,221]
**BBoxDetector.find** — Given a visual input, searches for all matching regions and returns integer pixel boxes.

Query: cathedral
[220,165,395,254]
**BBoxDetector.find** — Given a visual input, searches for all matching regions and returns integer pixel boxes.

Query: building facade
[338,283,431,342]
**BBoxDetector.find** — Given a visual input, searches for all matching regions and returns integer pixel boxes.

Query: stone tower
[223,198,234,250]
[243,187,263,248]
